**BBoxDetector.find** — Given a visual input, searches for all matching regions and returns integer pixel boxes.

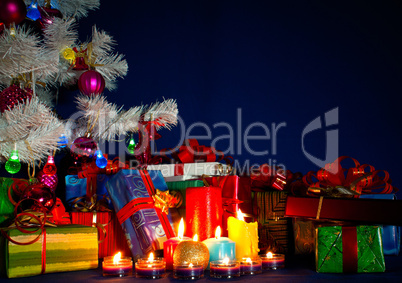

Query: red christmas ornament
[70,136,98,164]
[72,46,89,70]
[43,155,57,176]
[78,70,105,96]
[0,0,27,26]
[186,186,223,241]
[36,4,62,30]
[37,169,58,192]
[0,84,32,113]
[21,182,56,211]
[0,22,5,34]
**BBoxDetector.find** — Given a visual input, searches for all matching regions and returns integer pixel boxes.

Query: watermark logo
[301,107,339,172]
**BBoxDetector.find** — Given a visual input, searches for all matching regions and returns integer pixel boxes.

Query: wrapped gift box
[254,191,292,253]
[65,174,113,209]
[316,225,385,273]
[285,196,402,226]
[0,224,98,278]
[0,178,28,226]
[147,162,227,179]
[70,211,131,258]
[106,169,176,261]
[166,179,204,221]
[293,218,315,255]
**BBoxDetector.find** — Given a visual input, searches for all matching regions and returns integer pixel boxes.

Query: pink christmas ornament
[0,84,32,113]
[78,70,105,96]
[37,170,58,192]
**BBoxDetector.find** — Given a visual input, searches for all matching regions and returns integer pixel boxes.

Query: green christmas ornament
[5,149,21,174]
[127,136,136,154]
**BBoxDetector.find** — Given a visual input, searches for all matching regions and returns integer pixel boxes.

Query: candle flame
[149,252,154,261]
[113,252,121,264]
[178,218,184,240]
[267,252,273,259]
[223,257,230,265]
[189,263,193,268]
[193,234,198,241]
[237,209,245,221]
[246,258,252,263]
[215,226,221,239]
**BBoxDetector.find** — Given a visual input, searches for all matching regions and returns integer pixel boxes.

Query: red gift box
[204,175,254,237]
[285,195,402,226]
[70,211,131,258]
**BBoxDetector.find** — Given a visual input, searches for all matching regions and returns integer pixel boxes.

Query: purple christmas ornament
[37,170,58,192]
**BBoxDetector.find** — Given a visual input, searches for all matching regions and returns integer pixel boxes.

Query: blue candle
[202,226,236,268]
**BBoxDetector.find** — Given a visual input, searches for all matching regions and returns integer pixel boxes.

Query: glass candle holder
[173,263,204,280]
[239,257,262,275]
[135,257,166,279]
[102,256,133,277]
[209,259,240,279]
[260,253,285,270]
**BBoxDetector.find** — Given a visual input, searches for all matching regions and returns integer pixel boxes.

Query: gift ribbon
[116,170,175,239]
[342,226,358,273]
[303,156,397,196]
[250,164,294,191]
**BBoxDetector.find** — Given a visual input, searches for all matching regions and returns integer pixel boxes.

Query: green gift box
[315,225,385,273]
[167,179,204,221]
[0,177,28,227]
[0,224,98,278]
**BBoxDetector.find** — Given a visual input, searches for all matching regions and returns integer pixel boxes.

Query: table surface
[1,255,401,283]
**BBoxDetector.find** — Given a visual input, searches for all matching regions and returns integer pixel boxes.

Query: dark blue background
[4,1,402,197]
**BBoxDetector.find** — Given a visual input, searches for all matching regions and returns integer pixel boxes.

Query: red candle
[102,252,132,277]
[186,186,222,241]
[260,252,285,270]
[163,218,191,270]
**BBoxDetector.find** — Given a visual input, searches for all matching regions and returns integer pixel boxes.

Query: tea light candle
[202,226,235,268]
[210,258,240,279]
[228,209,259,260]
[164,218,191,270]
[102,252,133,277]
[173,262,204,280]
[135,253,166,279]
[260,252,285,270]
[239,257,262,275]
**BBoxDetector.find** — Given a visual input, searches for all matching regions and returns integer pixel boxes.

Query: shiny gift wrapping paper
[315,225,385,273]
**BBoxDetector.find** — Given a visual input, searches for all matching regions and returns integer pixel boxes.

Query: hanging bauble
[37,169,58,192]
[0,84,32,113]
[127,136,136,154]
[5,149,21,174]
[0,0,27,26]
[57,134,68,148]
[21,182,56,211]
[0,22,4,35]
[43,155,57,176]
[36,3,62,30]
[26,1,41,21]
[78,70,105,96]
[70,136,98,164]
[95,150,108,169]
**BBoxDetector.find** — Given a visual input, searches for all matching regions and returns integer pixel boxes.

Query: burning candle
[260,252,285,270]
[163,218,191,270]
[173,262,204,280]
[202,226,235,268]
[227,209,259,260]
[239,257,262,275]
[135,252,166,279]
[210,257,240,278]
[102,252,133,277]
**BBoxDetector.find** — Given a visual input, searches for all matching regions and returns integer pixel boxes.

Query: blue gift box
[360,194,401,255]
[106,169,175,261]
[65,174,112,209]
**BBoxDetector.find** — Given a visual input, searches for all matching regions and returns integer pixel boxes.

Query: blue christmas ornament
[95,150,108,169]
[26,2,41,21]
[57,134,68,148]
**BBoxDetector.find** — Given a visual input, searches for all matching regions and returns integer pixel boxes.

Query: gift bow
[250,164,294,191]
[152,189,178,214]
[303,156,397,196]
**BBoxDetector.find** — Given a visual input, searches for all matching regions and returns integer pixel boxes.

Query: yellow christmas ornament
[63,48,75,64]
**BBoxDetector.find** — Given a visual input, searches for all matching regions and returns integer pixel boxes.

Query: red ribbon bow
[303,156,397,196]
[250,164,294,191]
